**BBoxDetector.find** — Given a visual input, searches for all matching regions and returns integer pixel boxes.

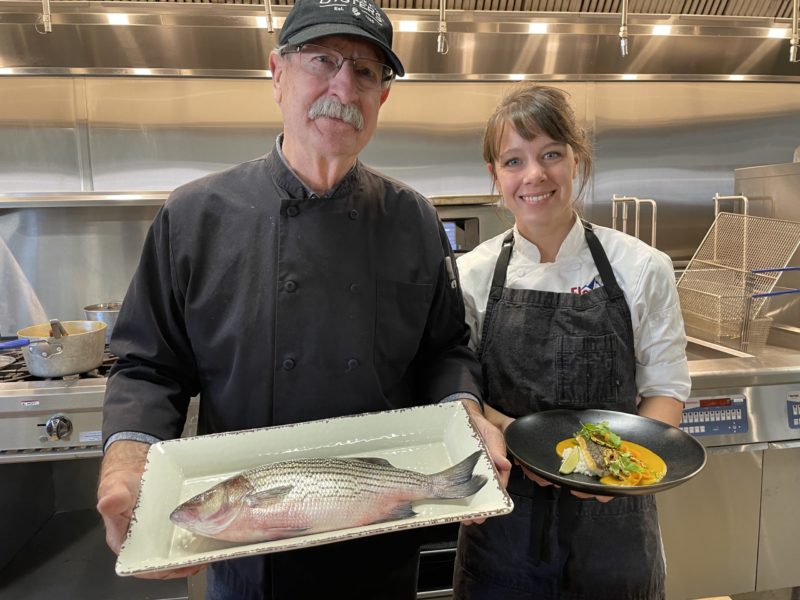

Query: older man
[96,0,509,598]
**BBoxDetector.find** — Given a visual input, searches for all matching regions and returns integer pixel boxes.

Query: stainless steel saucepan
[84,301,122,345]
[0,319,106,377]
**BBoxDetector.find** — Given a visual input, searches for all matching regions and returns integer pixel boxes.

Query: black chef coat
[102,147,481,446]
[101,147,483,599]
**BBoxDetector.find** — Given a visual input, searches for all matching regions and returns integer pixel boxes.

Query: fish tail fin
[430,451,488,499]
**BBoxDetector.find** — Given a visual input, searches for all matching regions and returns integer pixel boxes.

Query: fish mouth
[169,506,193,525]
[170,507,234,536]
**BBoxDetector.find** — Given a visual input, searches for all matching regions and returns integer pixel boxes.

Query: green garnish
[575,421,622,449]
[607,451,647,478]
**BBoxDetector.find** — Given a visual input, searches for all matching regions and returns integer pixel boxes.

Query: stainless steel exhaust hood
[0,0,798,80]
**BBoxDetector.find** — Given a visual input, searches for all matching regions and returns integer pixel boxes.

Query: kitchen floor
[421,591,800,600]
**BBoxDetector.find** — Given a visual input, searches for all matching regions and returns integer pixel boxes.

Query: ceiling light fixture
[398,21,418,33]
[106,14,129,26]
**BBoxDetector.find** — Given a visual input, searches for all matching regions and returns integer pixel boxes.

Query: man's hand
[460,400,512,525]
[97,440,205,579]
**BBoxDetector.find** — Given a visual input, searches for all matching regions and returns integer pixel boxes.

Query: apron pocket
[555,333,621,406]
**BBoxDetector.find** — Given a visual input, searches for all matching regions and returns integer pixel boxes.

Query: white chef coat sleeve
[456,256,488,352]
[632,251,691,402]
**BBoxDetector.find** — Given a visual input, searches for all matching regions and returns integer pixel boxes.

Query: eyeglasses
[280,43,395,91]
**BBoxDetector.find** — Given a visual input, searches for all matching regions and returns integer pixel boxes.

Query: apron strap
[479,222,624,355]
[477,231,514,358]
[581,220,624,300]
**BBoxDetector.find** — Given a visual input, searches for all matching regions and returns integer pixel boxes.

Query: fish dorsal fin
[244,485,293,508]
[350,457,393,466]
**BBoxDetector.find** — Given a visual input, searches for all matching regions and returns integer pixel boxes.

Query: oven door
[0,457,189,599]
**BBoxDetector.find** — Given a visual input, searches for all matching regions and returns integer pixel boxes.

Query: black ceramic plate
[505,409,707,496]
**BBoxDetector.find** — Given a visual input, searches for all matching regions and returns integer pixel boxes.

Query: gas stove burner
[0,351,32,383]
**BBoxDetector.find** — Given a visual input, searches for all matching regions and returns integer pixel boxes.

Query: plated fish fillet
[557,421,666,486]
[169,451,487,543]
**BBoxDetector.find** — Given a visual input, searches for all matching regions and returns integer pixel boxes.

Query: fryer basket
[677,213,800,354]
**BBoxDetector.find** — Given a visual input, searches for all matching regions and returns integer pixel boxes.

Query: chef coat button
[282,358,296,371]
[287,206,300,217]
[349,283,361,294]
[348,209,359,220]
[346,358,360,371]
[284,280,297,293]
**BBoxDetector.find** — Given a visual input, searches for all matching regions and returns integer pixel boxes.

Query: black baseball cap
[278,0,405,78]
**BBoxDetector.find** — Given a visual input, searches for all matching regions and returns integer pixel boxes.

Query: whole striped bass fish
[169,451,487,543]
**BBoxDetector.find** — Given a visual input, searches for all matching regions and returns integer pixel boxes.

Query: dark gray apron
[454,221,665,600]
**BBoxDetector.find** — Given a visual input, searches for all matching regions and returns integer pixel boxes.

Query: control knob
[45,414,73,441]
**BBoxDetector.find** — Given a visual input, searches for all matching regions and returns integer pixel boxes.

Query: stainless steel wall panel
[735,162,800,222]
[0,207,159,327]
[0,79,84,192]
[591,82,800,258]
[84,78,282,190]
[2,77,800,322]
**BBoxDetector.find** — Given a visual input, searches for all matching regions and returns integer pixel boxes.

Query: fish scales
[170,451,487,543]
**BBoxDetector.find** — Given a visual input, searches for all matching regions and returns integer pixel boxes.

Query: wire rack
[677,213,800,353]
[686,212,800,274]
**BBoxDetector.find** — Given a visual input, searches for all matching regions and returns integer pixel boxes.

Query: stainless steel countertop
[688,337,800,391]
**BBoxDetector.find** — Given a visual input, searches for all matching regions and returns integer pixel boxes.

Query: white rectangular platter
[116,402,513,575]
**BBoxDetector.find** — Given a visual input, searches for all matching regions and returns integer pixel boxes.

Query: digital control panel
[680,394,748,436]
[788,391,800,430]
[442,218,480,255]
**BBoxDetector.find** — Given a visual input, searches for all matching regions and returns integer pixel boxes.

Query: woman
[453,84,690,599]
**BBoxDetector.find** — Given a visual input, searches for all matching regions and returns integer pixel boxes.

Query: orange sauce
[556,438,667,486]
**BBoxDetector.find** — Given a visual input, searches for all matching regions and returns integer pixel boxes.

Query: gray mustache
[308,97,365,132]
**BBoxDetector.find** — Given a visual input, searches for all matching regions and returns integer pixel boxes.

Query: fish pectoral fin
[373,503,417,524]
[244,485,293,508]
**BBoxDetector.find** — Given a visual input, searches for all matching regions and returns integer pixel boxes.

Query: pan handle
[0,338,33,350]
[0,337,49,351]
